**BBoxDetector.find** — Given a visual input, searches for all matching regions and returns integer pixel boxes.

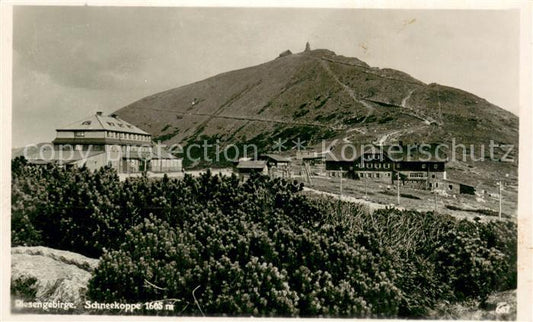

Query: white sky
[12,6,520,147]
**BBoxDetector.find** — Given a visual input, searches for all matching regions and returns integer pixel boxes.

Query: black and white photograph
[1,1,532,320]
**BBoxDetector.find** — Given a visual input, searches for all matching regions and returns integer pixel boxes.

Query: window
[422,164,427,169]
[107,122,115,126]
[449,185,453,190]
[384,163,390,169]
[376,163,381,169]
[434,164,439,170]
[432,175,436,178]
[118,123,124,128]
[74,131,85,137]
[81,121,91,125]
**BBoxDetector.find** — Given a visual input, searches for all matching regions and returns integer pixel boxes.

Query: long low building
[322,143,477,193]
[26,112,182,173]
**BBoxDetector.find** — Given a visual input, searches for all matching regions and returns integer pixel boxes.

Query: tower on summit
[305,42,311,52]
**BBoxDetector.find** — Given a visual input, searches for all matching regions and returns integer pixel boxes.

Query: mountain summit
[114,48,518,182]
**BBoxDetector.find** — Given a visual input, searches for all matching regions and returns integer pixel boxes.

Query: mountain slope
[114,48,518,184]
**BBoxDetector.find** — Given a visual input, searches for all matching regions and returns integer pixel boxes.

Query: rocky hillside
[114,46,518,185]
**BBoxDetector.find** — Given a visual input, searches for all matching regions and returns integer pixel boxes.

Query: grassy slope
[114,48,518,187]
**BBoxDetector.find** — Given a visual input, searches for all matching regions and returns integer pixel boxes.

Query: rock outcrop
[11,246,99,306]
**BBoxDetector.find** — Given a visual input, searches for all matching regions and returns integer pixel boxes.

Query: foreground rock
[11,246,99,308]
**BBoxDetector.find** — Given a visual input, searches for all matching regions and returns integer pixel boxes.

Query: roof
[261,154,291,162]
[380,144,447,162]
[57,112,149,135]
[442,179,475,188]
[236,160,267,169]
[324,143,447,163]
[297,151,328,160]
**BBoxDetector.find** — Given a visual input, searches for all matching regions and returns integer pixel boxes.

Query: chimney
[96,111,103,116]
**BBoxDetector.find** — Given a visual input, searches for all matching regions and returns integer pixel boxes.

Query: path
[303,186,402,212]
[401,89,415,108]
[376,129,404,146]
[399,89,440,125]
[318,59,375,122]
[137,106,342,129]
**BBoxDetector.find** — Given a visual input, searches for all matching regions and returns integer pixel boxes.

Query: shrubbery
[11,158,516,317]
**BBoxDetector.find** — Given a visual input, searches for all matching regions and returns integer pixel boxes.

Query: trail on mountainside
[318,59,375,122]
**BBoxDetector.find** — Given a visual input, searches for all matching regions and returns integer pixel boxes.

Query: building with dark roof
[236,160,268,176]
[28,112,182,173]
[259,154,291,167]
[434,179,476,195]
[325,143,449,189]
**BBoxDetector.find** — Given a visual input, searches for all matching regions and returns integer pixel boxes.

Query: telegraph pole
[498,180,502,220]
[364,177,368,199]
[339,167,343,198]
[336,167,343,217]
[397,172,400,205]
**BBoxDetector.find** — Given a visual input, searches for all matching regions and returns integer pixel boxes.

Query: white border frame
[1,1,531,321]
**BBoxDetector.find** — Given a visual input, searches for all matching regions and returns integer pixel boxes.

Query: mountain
[12,142,51,159]
[114,47,518,185]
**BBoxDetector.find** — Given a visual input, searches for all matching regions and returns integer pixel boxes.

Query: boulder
[11,246,99,306]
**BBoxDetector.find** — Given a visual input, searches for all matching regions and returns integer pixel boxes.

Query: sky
[12,6,520,147]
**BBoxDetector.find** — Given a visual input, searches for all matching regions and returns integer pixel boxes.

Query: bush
[12,160,516,317]
[87,174,402,317]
